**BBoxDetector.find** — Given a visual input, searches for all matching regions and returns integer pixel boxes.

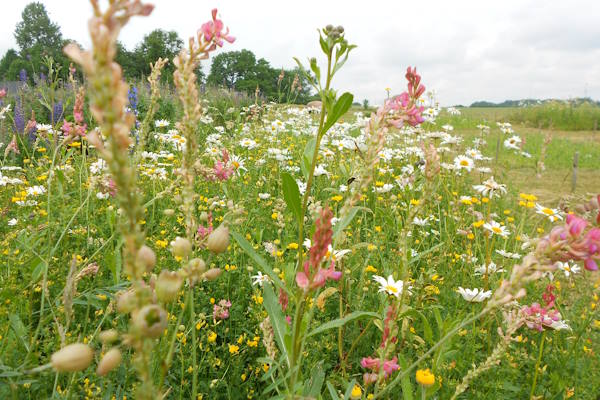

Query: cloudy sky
[1,0,599,106]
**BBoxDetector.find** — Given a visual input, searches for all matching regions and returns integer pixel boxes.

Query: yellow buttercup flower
[416,368,435,387]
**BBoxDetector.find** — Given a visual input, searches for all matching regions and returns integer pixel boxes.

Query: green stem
[529,331,546,400]
[295,48,333,274]
[189,288,198,400]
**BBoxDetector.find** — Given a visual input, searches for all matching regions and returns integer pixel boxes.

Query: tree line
[0,2,314,103]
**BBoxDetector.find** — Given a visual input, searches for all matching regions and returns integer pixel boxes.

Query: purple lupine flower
[19,69,28,83]
[14,100,25,133]
[52,101,64,125]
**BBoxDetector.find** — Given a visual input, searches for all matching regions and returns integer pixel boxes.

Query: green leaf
[326,381,338,399]
[9,314,29,352]
[400,309,434,344]
[303,360,325,397]
[307,311,380,338]
[30,259,46,284]
[397,354,414,400]
[322,92,353,134]
[409,242,443,265]
[231,230,286,290]
[301,138,317,180]
[332,206,371,239]
[281,172,302,225]
[343,378,357,400]
[263,283,291,367]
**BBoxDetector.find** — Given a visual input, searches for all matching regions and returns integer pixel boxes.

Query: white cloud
[1,0,598,106]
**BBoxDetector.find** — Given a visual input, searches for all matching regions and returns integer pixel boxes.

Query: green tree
[0,49,19,80]
[14,2,63,56]
[132,29,183,82]
[207,49,258,89]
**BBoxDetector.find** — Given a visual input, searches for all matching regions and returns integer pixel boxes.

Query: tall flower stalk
[63,1,163,398]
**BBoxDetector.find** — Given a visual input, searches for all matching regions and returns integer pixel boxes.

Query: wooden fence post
[571,151,579,193]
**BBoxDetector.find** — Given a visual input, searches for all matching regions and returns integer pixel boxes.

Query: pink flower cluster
[521,303,562,332]
[62,88,87,138]
[295,207,342,291]
[537,213,600,271]
[197,212,213,239]
[213,299,231,320]
[381,66,426,128]
[361,356,399,384]
[200,9,235,48]
[521,285,566,332]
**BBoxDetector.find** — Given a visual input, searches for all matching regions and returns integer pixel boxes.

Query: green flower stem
[529,330,546,400]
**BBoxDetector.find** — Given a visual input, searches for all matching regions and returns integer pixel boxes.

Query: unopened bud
[189,257,206,275]
[336,26,344,33]
[171,237,192,258]
[325,24,334,32]
[136,245,156,273]
[51,343,94,372]
[133,304,167,339]
[116,290,136,314]
[98,329,119,344]
[96,348,122,376]
[206,225,229,254]
[200,212,209,221]
[202,268,222,281]
[156,270,183,303]
[164,209,175,216]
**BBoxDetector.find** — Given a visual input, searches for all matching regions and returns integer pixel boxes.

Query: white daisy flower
[457,287,492,302]
[373,275,410,298]
[555,261,580,277]
[534,203,563,222]
[154,119,170,128]
[473,176,507,198]
[474,261,504,275]
[453,155,475,172]
[26,185,46,196]
[483,220,510,238]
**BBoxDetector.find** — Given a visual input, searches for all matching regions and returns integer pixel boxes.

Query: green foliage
[14,2,63,55]
[207,49,312,103]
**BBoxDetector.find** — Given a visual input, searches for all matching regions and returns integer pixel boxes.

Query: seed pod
[51,343,94,372]
[202,268,222,281]
[163,209,175,216]
[136,245,156,273]
[133,304,167,339]
[171,237,192,258]
[156,270,183,303]
[98,329,119,344]
[206,225,229,254]
[96,348,122,376]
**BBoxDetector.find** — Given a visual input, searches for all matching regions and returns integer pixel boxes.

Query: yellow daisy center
[385,285,398,294]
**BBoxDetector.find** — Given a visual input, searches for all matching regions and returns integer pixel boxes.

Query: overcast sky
[1,0,599,106]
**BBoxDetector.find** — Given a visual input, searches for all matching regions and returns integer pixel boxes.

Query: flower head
[200,9,235,47]
[457,287,492,302]
[372,275,409,297]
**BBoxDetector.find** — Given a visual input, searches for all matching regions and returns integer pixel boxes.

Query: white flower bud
[171,237,192,258]
[206,225,229,254]
[136,245,156,273]
[156,270,183,303]
[51,343,94,372]
[96,348,122,376]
